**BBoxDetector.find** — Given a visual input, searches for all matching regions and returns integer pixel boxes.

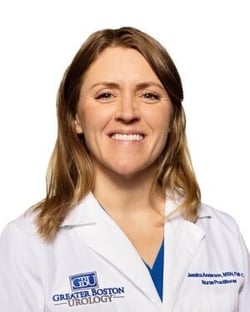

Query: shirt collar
[60,193,99,227]
[60,192,212,227]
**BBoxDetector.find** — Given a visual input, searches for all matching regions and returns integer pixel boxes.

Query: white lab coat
[0,193,249,311]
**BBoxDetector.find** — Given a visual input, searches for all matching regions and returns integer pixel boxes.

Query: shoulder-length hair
[34,26,200,241]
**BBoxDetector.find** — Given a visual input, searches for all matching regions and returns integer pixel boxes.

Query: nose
[115,95,140,123]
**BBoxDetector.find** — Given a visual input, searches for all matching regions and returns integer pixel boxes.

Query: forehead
[93,46,144,61]
[82,46,161,86]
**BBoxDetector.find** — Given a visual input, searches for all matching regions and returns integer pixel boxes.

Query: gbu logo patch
[52,272,126,307]
[69,271,98,291]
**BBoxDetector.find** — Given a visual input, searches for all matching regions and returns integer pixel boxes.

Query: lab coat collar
[164,192,212,219]
[162,195,209,310]
[163,215,206,310]
[60,193,208,309]
[60,192,212,227]
[60,193,98,227]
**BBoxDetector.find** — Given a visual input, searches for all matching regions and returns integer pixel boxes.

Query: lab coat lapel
[163,215,205,310]
[62,194,162,309]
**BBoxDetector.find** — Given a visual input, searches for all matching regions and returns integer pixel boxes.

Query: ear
[74,114,84,134]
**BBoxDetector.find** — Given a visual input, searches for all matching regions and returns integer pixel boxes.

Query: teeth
[111,134,143,141]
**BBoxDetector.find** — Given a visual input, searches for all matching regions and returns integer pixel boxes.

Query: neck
[93,166,164,215]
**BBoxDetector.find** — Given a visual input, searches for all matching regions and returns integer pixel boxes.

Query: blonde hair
[34,26,200,241]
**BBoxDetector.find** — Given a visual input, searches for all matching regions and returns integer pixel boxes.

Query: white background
[0,0,249,249]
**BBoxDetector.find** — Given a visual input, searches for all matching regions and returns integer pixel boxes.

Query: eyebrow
[90,82,119,90]
[90,81,165,91]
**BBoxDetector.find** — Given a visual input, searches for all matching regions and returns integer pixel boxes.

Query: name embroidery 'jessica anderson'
[187,271,244,286]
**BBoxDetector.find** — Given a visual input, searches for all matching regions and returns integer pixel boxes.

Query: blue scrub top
[144,240,164,301]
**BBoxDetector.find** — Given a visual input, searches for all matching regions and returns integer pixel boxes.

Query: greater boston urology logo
[70,272,99,291]
[52,271,125,307]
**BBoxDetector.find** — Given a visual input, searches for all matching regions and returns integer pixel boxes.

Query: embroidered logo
[52,271,125,308]
[70,271,98,291]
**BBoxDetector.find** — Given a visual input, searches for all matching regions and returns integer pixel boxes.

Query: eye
[141,92,160,102]
[95,92,114,101]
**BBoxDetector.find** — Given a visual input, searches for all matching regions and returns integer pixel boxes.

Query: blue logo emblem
[69,272,99,291]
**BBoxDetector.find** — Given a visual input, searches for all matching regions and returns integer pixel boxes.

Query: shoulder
[0,209,42,246]
[197,203,249,272]
[197,202,244,242]
[0,210,48,280]
[198,202,239,228]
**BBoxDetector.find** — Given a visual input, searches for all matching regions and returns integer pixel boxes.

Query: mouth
[109,133,144,141]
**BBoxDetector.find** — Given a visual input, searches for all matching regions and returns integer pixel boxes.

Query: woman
[0,26,249,311]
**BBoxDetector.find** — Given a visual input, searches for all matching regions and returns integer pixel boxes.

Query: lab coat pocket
[177,292,238,312]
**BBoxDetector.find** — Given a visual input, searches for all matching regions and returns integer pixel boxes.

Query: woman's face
[75,47,172,180]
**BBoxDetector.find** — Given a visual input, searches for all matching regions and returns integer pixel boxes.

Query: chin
[96,158,156,179]
[113,168,138,177]
[109,164,152,180]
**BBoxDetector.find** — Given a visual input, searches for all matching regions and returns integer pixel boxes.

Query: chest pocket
[175,292,238,312]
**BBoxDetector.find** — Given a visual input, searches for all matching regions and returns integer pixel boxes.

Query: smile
[110,134,144,141]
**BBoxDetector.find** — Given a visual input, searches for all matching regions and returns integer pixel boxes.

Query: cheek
[157,128,170,153]
[153,108,172,134]
[154,110,172,147]
[76,107,96,133]
[79,111,103,148]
